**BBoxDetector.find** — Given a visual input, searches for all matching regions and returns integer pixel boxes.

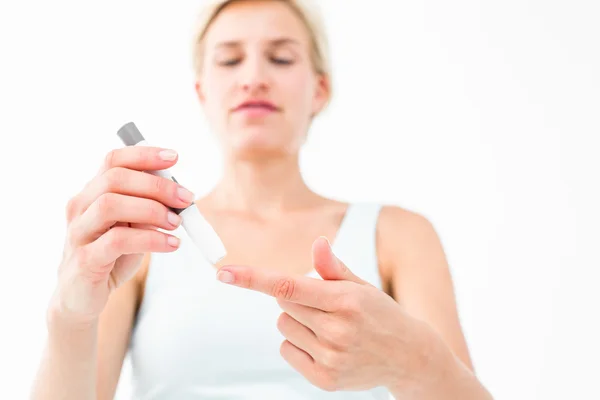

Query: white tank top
[128,202,391,399]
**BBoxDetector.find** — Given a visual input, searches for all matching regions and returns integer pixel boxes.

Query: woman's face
[195,0,329,158]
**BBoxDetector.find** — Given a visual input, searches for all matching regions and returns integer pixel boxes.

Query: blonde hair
[191,0,332,110]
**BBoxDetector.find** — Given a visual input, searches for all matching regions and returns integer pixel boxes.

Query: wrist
[47,287,99,331]
[37,291,99,400]
[385,319,455,398]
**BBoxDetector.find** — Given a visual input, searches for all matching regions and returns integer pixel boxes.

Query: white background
[1,1,598,399]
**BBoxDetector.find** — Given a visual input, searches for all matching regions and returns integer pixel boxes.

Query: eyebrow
[215,37,301,49]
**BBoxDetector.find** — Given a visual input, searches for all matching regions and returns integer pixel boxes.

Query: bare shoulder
[377,205,441,274]
[376,205,448,301]
[378,205,436,238]
[376,205,475,370]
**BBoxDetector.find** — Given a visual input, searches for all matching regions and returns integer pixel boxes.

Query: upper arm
[378,207,474,371]
[96,253,150,400]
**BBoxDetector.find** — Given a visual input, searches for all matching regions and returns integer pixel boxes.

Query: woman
[31,0,493,399]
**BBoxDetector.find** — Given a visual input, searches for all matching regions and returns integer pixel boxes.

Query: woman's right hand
[49,145,195,326]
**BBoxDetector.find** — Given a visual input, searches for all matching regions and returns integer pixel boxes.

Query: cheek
[203,71,233,116]
[281,75,315,119]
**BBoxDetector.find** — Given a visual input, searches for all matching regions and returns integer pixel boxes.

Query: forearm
[30,305,98,400]
[389,353,493,400]
[387,323,493,400]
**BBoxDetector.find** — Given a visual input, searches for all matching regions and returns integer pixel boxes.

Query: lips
[233,100,279,112]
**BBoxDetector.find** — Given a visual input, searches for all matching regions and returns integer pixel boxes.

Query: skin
[30,1,493,399]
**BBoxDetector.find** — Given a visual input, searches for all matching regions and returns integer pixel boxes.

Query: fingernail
[217,270,234,284]
[159,149,178,161]
[167,211,182,227]
[177,186,195,203]
[167,236,180,247]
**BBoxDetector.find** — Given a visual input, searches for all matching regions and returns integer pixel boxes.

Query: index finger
[96,145,179,176]
[217,265,341,311]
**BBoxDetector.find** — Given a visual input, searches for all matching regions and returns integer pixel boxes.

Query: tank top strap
[331,202,384,288]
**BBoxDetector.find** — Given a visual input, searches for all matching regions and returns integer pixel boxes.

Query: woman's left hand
[215,237,445,394]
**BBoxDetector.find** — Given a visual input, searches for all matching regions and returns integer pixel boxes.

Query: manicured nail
[167,211,182,227]
[159,149,178,161]
[177,186,195,203]
[167,236,180,247]
[217,270,234,284]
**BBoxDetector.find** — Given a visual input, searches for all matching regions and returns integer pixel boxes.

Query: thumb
[312,236,367,284]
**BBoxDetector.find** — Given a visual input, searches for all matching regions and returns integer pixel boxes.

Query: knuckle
[104,167,127,192]
[134,146,152,164]
[65,196,80,221]
[276,312,287,332]
[95,192,116,220]
[315,359,341,391]
[104,227,126,253]
[320,348,341,369]
[272,277,296,300]
[66,221,79,247]
[151,175,166,196]
[322,319,355,349]
[73,246,91,270]
[337,291,362,314]
[103,149,119,170]
[147,202,163,224]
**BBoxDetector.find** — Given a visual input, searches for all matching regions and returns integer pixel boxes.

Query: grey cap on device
[117,121,145,146]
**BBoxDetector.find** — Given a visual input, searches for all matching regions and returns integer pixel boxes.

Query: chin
[227,131,296,159]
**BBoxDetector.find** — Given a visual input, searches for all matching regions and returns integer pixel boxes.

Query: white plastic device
[117,122,227,264]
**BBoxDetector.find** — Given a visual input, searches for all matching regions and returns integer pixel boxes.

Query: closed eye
[219,59,241,66]
[271,57,293,65]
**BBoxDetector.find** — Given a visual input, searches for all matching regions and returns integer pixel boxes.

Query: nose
[240,56,269,94]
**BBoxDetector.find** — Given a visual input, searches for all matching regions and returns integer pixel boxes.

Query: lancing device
[117,121,227,264]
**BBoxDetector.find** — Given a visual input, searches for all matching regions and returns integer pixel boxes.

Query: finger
[277,312,320,359]
[68,193,182,246]
[280,340,317,382]
[130,223,161,230]
[77,226,180,274]
[313,236,368,285]
[70,166,195,220]
[216,265,342,311]
[277,298,326,333]
[114,222,160,232]
[66,146,182,224]
[112,221,161,230]
[96,145,179,176]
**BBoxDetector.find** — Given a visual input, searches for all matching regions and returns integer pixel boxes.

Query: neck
[209,152,319,216]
